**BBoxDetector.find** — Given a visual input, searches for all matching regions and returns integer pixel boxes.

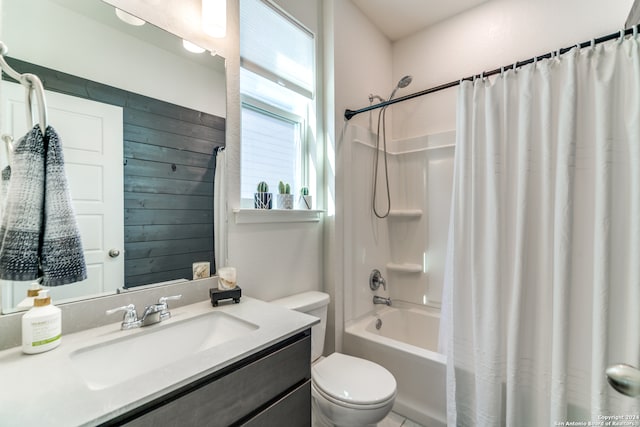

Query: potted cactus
[254,181,272,209]
[298,186,312,210]
[277,181,294,209]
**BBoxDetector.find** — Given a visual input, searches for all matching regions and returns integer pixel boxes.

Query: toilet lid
[312,353,396,405]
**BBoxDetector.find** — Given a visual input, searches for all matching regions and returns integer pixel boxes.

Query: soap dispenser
[22,290,61,354]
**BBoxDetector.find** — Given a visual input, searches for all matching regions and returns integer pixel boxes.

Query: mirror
[0,0,226,313]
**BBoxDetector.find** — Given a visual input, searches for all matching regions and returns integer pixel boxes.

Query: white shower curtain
[441,36,640,426]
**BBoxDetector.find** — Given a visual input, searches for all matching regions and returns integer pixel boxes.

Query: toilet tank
[271,291,329,362]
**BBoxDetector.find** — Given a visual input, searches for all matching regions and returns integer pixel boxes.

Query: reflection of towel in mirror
[0,125,87,286]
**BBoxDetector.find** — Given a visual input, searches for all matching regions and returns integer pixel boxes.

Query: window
[240,0,315,207]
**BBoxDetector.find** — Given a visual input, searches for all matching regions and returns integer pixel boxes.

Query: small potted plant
[277,181,294,209]
[298,186,312,209]
[254,181,272,209]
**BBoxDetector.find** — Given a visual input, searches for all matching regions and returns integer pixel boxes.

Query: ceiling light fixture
[202,0,226,38]
[114,8,145,26]
[182,39,206,54]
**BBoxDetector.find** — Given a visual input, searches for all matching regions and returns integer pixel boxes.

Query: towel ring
[21,74,47,131]
[0,42,48,131]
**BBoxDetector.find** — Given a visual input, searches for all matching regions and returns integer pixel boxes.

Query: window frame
[239,94,309,208]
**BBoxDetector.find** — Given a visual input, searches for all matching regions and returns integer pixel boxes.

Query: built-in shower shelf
[386,263,423,273]
[388,209,423,219]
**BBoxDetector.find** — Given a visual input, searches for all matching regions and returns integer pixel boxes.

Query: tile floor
[378,411,425,427]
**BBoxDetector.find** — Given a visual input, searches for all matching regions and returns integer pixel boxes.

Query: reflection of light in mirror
[114,8,145,26]
[202,0,226,38]
[182,39,206,53]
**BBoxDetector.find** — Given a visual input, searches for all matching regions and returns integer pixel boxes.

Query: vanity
[0,294,317,426]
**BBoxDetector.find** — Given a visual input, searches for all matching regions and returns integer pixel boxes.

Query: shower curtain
[441,36,640,426]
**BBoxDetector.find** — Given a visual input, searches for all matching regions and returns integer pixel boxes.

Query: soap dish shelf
[388,209,423,219]
[386,263,423,273]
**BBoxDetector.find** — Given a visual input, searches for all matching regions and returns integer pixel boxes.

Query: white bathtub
[344,304,447,427]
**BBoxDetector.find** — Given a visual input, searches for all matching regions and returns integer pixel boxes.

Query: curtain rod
[344,26,638,121]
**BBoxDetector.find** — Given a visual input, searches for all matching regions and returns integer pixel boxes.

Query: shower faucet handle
[369,269,386,291]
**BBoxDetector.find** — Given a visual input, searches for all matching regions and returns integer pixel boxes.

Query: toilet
[272,291,396,427]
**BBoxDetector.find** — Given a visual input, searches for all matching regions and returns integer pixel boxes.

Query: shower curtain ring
[619,29,625,44]
[634,25,639,39]
[591,38,596,49]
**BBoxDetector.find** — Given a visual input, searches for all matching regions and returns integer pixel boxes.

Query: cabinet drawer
[241,380,311,427]
[120,332,310,427]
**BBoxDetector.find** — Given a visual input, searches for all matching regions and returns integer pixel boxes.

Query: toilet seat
[312,353,396,408]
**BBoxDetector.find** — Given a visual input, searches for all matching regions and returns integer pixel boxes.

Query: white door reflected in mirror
[0,82,124,313]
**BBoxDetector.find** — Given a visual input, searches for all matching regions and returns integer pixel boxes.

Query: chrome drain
[375,318,382,330]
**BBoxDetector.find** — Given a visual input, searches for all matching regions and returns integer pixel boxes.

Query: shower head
[388,75,413,100]
[397,75,413,89]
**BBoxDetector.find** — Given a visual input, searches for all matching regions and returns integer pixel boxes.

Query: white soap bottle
[22,290,62,354]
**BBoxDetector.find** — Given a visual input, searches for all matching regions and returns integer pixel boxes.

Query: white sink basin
[69,311,259,390]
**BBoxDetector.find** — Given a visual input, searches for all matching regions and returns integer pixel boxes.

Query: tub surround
[0,295,317,426]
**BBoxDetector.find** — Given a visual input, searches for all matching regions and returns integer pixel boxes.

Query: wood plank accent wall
[4,58,225,288]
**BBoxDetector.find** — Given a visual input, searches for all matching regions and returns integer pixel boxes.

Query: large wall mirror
[0,0,226,313]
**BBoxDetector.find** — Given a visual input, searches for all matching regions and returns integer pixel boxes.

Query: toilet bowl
[271,292,397,427]
[312,352,396,426]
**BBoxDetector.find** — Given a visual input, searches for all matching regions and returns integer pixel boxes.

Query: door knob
[108,248,121,258]
[606,363,640,397]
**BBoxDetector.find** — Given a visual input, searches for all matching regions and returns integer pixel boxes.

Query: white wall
[392,0,631,138]
[4,0,225,118]
[330,0,394,324]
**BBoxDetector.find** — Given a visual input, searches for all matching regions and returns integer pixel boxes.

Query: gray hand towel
[0,125,87,286]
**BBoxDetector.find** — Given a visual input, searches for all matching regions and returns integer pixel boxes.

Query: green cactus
[300,186,309,196]
[278,181,291,194]
[257,181,269,193]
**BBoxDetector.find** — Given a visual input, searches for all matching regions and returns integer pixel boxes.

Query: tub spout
[373,296,392,306]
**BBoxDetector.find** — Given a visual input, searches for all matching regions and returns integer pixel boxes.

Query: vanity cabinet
[105,330,311,427]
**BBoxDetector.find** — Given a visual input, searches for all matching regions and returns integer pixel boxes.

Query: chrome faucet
[373,295,392,306]
[106,295,182,330]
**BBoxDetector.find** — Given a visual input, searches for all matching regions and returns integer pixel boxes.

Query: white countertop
[0,297,317,427]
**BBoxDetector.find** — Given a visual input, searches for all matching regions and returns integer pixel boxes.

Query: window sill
[233,209,324,224]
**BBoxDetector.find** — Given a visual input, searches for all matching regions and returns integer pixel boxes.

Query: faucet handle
[158,294,182,306]
[106,304,139,330]
[369,269,387,291]
[158,294,181,320]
